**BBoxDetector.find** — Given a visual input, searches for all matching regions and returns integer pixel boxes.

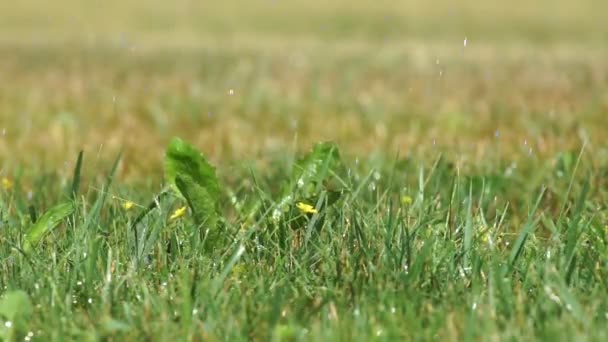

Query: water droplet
[373,171,381,181]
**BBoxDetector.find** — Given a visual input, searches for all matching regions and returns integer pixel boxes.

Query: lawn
[1,1,608,340]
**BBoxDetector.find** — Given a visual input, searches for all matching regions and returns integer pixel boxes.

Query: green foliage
[273,142,346,230]
[23,201,74,253]
[1,146,608,340]
[165,137,223,247]
[164,137,221,203]
[0,290,33,340]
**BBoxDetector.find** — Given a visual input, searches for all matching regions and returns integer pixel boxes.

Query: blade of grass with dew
[505,187,546,274]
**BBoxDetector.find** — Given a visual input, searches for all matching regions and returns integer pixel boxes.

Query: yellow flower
[296,202,317,214]
[1,177,13,190]
[231,264,247,277]
[170,206,187,220]
[113,196,135,210]
[122,201,135,210]
[401,195,413,205]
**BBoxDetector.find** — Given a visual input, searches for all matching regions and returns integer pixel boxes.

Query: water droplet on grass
[373,171,381,181]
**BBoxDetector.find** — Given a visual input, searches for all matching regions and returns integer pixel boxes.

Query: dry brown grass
[1,1,607,181]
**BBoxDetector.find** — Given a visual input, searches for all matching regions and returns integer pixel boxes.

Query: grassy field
[1,1,608,340]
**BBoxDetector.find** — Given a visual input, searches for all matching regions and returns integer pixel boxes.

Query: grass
[1,0,608,340]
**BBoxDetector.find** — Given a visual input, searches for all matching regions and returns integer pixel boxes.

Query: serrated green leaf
[165,137,220,202]
[23,201,74,253]
[175,175,220,230]
[165,137,222,241]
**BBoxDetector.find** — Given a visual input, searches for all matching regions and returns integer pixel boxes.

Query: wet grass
[1,0,608,340]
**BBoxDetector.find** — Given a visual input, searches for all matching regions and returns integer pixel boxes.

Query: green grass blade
[506,187,546,272]
[69,150,84,199]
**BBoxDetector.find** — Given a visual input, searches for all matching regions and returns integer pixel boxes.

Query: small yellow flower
[1,177,13,190]
[231,264,247,277]
[296,202,317,214]
[170,206,187,220]
[122,201,135,210]
[401,195,413,205]
[113,196,135,210]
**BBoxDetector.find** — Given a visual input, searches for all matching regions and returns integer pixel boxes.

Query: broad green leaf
[165,137,222,239]
[165,137,220,202]
[0,290,33,340]
[175,175,220,231]
[0,290,32,322]
[23,201,74,253]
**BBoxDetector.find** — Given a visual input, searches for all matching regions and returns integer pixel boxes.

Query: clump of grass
[1,139,606,340]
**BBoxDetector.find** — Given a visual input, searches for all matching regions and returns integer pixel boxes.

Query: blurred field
[2,1,608,340]
[1,0,607,180]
